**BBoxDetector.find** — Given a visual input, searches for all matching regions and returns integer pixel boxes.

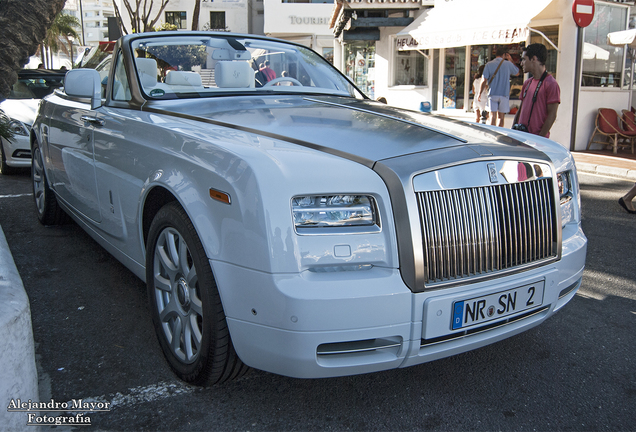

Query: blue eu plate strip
[452,302,464,330]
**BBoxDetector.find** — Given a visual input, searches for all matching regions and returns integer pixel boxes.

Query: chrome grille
[416,178,557,285]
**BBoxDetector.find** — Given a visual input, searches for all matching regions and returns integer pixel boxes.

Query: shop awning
[607,28,636,47]
[397,0,552,50]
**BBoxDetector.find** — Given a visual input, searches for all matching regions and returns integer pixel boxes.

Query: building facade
[65,0,115,46]
[115,0,263,36]
[262,0,336,63]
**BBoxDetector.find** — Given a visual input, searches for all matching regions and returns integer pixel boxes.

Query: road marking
[0,193,32,199]
[65,382,196,412]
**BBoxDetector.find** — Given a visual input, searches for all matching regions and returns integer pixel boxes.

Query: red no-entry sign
[572,0,595,28]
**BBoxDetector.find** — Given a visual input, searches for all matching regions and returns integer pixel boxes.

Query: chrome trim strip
[317,338,402,356]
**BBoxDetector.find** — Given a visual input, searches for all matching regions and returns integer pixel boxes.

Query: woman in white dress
[472,65,487,123]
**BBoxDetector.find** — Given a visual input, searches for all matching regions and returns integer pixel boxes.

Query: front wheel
[146,202,248,385]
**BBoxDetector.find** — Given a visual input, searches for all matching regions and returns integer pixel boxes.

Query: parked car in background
[0,69,65,174]
[31,31,587,386]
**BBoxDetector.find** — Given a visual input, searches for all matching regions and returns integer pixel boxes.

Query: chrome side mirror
[64,69,102,110]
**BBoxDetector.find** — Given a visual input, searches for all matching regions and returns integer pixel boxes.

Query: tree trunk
[0,0,67,100]
[191,0,201,31]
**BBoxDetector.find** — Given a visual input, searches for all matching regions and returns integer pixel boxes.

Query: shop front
[383,0,633,152]
[344,41,376,99]
[329,0,423,102]
[395,0,553,114]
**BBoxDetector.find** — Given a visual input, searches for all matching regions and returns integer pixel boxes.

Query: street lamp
[79,0,86,46]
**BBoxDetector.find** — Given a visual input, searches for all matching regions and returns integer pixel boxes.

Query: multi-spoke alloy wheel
[146,202,247,385]
[153,226,204,364]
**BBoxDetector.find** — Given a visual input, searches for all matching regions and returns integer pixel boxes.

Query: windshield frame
[122,32,367,102]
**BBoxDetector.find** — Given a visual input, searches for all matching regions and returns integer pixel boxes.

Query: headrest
[136,58,157,88]
[214,61,254,88]
[165,71,202,87]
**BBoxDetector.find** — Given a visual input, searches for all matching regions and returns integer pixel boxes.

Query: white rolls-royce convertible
[31,31,587,385]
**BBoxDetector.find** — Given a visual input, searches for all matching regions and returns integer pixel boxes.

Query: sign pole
[570,0,595,151]
[571,27,584,152]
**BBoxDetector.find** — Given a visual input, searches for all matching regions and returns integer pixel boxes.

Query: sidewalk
[572,151,636,182]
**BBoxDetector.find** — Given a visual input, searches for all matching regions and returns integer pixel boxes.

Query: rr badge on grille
[487,163,498,183]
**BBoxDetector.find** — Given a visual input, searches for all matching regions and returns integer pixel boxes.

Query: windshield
[129,34,364,100]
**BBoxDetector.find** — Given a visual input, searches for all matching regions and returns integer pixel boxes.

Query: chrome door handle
[80,115,105,126]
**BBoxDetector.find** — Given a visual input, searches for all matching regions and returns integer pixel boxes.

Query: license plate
[451,281,545,330]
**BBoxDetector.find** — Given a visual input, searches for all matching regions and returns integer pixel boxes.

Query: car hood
[144,95,549,166]
[0,98,39,125]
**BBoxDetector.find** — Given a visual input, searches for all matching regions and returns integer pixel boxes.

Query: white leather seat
[135,58,158,88]
[214,61,254,88]
[165,71,203,87]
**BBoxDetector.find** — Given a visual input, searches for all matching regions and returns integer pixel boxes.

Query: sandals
[618,197,636,214]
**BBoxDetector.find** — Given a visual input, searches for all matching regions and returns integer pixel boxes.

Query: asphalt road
[1,169,635,431]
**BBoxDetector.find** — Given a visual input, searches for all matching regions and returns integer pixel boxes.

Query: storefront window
[322,47,334,64]
[443,47,465,109]
[393,50,427,86]
[344,42,375,99]
[583,3,627,87]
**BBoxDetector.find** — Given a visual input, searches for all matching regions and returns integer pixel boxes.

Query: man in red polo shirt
[260,60,276,83]
[513,43,560,138]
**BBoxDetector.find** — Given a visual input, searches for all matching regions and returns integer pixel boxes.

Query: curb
[575,161,636,182]
[0,224,39,431]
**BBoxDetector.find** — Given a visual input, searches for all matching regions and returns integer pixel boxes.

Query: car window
[130,35,364,100]
[9,76,63,100]
[112,51,131,101]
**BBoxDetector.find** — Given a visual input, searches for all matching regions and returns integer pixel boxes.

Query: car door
[91,50,147,261]
[46,99,102,223]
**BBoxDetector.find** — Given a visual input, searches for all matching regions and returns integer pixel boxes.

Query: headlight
[292,194,379,232]
[557,171,571,204]
[557,171,574,226]
[8,119,30,136]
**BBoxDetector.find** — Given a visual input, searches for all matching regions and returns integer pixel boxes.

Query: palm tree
[41,12,80,68]
[0,0,67,101]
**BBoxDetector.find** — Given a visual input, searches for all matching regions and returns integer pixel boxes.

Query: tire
[32,141,68,225]
[0,139,17,175]
[146,202,248,385]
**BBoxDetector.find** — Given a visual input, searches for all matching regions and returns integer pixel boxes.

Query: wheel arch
[141,185,179,247]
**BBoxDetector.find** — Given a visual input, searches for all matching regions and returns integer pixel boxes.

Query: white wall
[263,0,333,37]
[577,89,631,151]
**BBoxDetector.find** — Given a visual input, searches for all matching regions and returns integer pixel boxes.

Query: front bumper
[214,225,587,379]
[1,136,31,168]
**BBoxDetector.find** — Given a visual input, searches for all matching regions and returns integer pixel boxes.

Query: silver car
[31,32,587,385]
[0,69,65,174]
